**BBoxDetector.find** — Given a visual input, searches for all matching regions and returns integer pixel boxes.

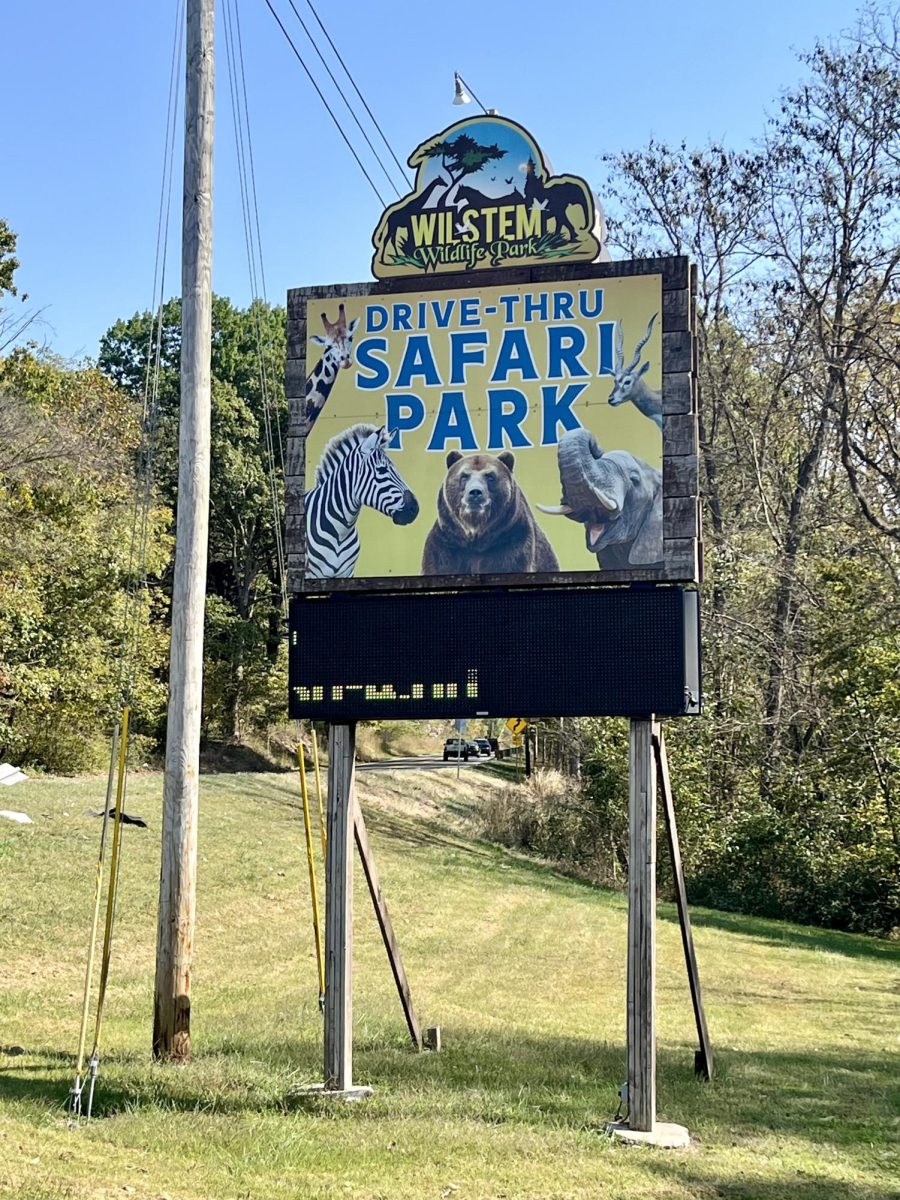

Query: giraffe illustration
[302,304,360,432]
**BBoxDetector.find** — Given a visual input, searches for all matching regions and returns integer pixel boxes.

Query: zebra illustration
[304,424,419,579]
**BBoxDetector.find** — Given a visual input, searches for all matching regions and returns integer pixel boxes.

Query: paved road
[356,754,493,772]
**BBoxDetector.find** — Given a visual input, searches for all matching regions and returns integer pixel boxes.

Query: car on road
[442,737,470,761]
[466,740,482,758]
[473,738,492,756]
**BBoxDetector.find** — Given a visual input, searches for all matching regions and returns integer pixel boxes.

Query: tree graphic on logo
[420,134,505,206]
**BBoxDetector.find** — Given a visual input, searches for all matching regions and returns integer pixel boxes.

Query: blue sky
[4,0,858,360]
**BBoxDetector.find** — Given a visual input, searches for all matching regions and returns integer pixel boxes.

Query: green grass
[1,767,898,1199]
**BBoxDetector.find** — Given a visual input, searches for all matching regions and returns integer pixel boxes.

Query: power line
[282,0,406,198]
[223,0,288,616]
[121,0,185,704]
[301,0,410,187]
[233,0,287,492]
[261,0,389,208]
[233,0,270,305]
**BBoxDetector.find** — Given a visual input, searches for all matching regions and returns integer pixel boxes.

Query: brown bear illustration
[421,450,560,575]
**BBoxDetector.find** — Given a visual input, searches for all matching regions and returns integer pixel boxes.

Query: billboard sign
[285,110,700,721]
[371,115,607,279]
[298,272,667,587]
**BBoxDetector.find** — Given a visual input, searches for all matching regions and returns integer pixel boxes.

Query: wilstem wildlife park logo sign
[371,115,608,278]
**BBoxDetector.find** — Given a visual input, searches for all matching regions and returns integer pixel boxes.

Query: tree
[0,220,38,355]
[592,14,900,934]
[0,350,169,771]
[0,219,20,298]
[99,295,287,740]
[750,32,900,764]
[831,7,900,543]
[837,332,900,544]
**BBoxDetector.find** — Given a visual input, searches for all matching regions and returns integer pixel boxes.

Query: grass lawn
[1,764,898,1199]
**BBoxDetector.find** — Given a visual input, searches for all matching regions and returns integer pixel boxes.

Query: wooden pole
[654,727,714,1081]
[354,798,423,1051]
[153,0,214,1061]
[324,723,356,1090]
[627,717,657,1131]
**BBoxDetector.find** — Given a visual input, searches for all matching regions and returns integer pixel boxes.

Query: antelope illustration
[303,304,359,433]
[608,313,662,429]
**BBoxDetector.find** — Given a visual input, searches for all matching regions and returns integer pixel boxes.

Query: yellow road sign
[506,717,527,736]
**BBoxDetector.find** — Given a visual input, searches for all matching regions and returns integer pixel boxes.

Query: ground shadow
[668,906,900,966]
[0,1045,72,1064]
[641,1161,898,1200]
[5,1030,895,1164]
[199,740,292,775]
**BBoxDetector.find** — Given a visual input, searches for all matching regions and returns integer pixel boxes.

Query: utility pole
[153,0,214,1060]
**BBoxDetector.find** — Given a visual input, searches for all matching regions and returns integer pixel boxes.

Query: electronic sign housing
[289,586,700,721]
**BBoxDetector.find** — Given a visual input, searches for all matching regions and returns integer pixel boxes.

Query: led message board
[288,587,701,721]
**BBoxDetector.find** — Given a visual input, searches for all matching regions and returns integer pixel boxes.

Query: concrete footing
[605,1120,691,1149]
[285,1083,374,1106]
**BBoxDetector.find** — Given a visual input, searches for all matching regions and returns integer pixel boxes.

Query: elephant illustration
[537,429,663,569]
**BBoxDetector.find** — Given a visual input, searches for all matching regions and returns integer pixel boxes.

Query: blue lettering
[541,383,587,445]
[487,389,532,449]
[385,394,426,449]
[396,335,441,388]
[498,294,520,322]
[449,330,488,384]
[523,292,548,322]
[490,328,539,382]
[427,392,478,451]
[547,326,589,379]
[355,337,390,390]
[552,291,574,320]
[459,297,480,326]
[366,305,388,333]
[392,303,412,331]
[431,298,454,328]
[579,288,603,319]
[597,321,616,375]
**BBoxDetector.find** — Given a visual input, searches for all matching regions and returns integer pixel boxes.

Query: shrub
[482,768,626,888]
